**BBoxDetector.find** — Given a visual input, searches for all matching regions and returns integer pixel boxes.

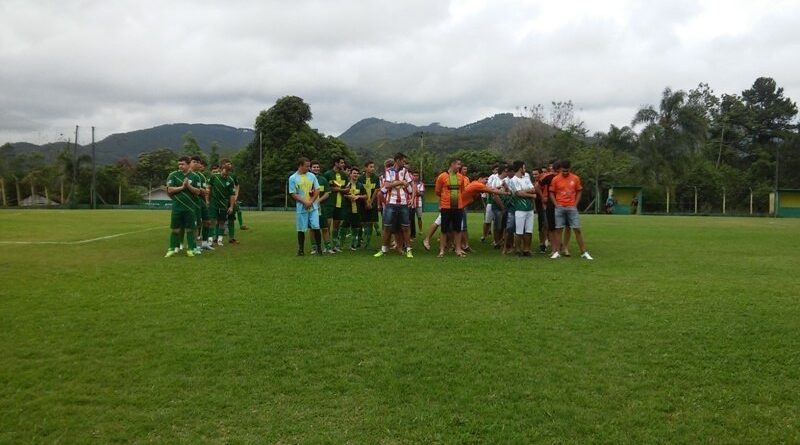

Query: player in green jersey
[165,156,203,257]
[359,161,381,249]
[221,159,240,244]
[311,160,334,253]
[343,166,366,250]
[190,156,214,252]
[209,163,237,246]
[323,157,348,252]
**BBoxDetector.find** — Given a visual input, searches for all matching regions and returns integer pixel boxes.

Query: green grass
[1,209,798,443]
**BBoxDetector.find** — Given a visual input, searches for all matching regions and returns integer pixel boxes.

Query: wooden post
[666,188,670,214]
[118,183,122,207]
[694,186,698,214]
[0,178,6,207]
[722,187,726,215]
[749,188,753,215]
[15,179,21,206]
[45,186,49,206]
[60,179,64,204]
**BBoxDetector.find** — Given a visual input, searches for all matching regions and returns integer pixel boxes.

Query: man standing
[434,159,466,257]
[507,160,537,256]
[289,157,323,256]
[311,160,334,253]
[481,164,500,243]
[374,152,415,258]
[344,166,366,250]
[165,156,202,257]
[324,157,348,252]
[549,160,593,260]
[190,156,214,252]
[413,171,424,238]
[221,159,241,244]
[359,161,381,249]
[209,163,237,248]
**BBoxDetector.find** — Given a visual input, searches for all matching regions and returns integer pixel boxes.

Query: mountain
[6,123,254,164]
[338,118,454,147]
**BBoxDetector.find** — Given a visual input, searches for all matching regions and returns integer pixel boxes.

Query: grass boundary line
[0,226,165,245]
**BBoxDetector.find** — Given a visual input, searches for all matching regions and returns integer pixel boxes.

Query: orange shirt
[461,181,490,207]
[435,172,466,209]
[550,173,582,207]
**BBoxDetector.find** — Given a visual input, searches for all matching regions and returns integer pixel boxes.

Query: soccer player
[311,160,334,253]
[190,156,214,251]
[221,159,240,244]
[434,159,466,257]
[538,161,559,253]
[413,171,424,237]
[209,163,236,248]
[507,160,537,256]
[288,157,322,256]
[165,156,202,257]
[343,166,366,250]
[324,157,348,252]
[359,161,381,249]
[458,165,472,251]
[549,160,593,260]
[374,152,415,258]
[481,164,500,243]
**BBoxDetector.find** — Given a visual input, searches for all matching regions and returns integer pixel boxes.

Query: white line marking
[0,226,164,245]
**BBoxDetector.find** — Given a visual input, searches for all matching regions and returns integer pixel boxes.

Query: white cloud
[0,0,798,145]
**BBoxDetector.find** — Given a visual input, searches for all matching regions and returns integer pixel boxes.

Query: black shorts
[538,210,546,231]
[332,206,347,221]
[440,208,464,234]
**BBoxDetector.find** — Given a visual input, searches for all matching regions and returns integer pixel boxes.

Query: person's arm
[434,175,443,197]
[166,176,183,195]
[185,177,201,195]
[227,193,236,214]
[549,191,558,207]
[317,191,330,205]
[575,190,582,207]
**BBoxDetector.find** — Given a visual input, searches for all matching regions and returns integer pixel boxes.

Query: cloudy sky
[1,0,799,144]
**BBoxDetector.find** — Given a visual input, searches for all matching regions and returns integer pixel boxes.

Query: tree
[134,148,178,188]
[444,149,504,178]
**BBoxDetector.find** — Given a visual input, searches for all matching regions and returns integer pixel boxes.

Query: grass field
[1,209,799,443]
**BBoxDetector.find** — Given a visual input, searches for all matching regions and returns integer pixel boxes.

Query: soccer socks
[228,223,236,241]
[350,226,360,248]
[186,230,197,250]
[201,225,210,243]
[312,229,322,252]
[363,225,373,248]
[297,231,305,252]
[169,232,180,250]
[338,226,347,249]
[237,208,244,228]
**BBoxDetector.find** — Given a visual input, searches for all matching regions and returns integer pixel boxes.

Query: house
[20,194,59,207]
[143,187,173,207]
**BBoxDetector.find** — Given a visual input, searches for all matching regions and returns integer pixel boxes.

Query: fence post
[45,186,49,206]
[15,179,21,206]
[666,188,670,214]
[749,188,753,215]
[118,183,122,207]
[0,178,6,207]
[60,179,64,205]
[693,186,698,214]
[722,187,726,215]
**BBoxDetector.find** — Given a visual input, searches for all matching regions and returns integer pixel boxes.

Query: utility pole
[419,132,424,181]
[72,126,79,204]
[91,126,97,209]
[258,131,263,211]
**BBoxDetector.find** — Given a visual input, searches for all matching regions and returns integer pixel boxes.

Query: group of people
[289,152,593,260]
[164,156,248,257]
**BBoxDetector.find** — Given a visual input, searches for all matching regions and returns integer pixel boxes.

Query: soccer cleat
[240,225,249,230]
[229,239,240,245]
[297,250,304,256]
[202,244,214,251]
[480,236,486,243]
[406,249,413,258]
[164,250,176,258]
[562,250,571,257]
[192,247,203,255]
[373,250,385,258]
[186,249,195,257]
[581,251,594,260]
[350,246,358,251]
[550,251,561,259]
[310,249,319,255]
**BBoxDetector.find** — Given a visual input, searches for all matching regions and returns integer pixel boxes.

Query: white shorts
[514,210,534,235]
[434,213,442,226]
[484,204,495,224]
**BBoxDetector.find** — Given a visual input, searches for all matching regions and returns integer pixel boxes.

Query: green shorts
[199,204,210,221]
[210,207,229,221]
[171,208,197,230]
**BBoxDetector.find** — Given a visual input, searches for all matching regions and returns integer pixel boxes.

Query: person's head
[349,166,360,181]
[559,160,571,176]
[364,161,375,175]
[345,165,352,176]
[448,159,462,173]
[531,168,540,180]
[310,160,321,175]
[220,163,230,176]
[177,156,191,173]
[211,164,220,174]
[384,158,394,170]
[499,164,511,177]
[333,157,345,170]
[548,160,557,172]
[221,158,233,171]
[459,165,468,176]
[297,157,310,173]
[512,160,525,175]
[393,152,407,169]
[475,176,488,184]
[412,171,420,181]
[491,164,499,175]
[189,155,203,171]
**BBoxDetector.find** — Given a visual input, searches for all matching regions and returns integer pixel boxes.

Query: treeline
[1,77,797,213]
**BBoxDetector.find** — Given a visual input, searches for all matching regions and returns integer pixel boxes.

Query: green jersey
[324,169,348,208]
[194,170,210,206]
[345,181,366,214]
[316,175,333,210]
[209,173,236,209]
[359,173,380,207]
[167,170,202,212]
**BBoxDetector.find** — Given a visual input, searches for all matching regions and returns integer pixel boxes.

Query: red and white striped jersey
[381,167,414,205]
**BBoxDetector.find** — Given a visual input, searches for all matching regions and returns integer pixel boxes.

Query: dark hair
[512,160,525,172]
[552,160,562,170]
[560,160,571,169]
[310,159,320,167]
[190,155,203,163]
[333,156,345,164]
[211,164,220,170]
[350,166,360,173]
[393,152,406,162]
[364,160,374,167]
[297,157,309,167]
[500,164,511,172]
[178,156,191,164]
[220,158,231,165]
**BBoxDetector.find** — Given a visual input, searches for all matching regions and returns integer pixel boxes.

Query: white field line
[0,226,164,245]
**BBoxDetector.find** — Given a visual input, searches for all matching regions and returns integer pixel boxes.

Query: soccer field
[1,209,798,443]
